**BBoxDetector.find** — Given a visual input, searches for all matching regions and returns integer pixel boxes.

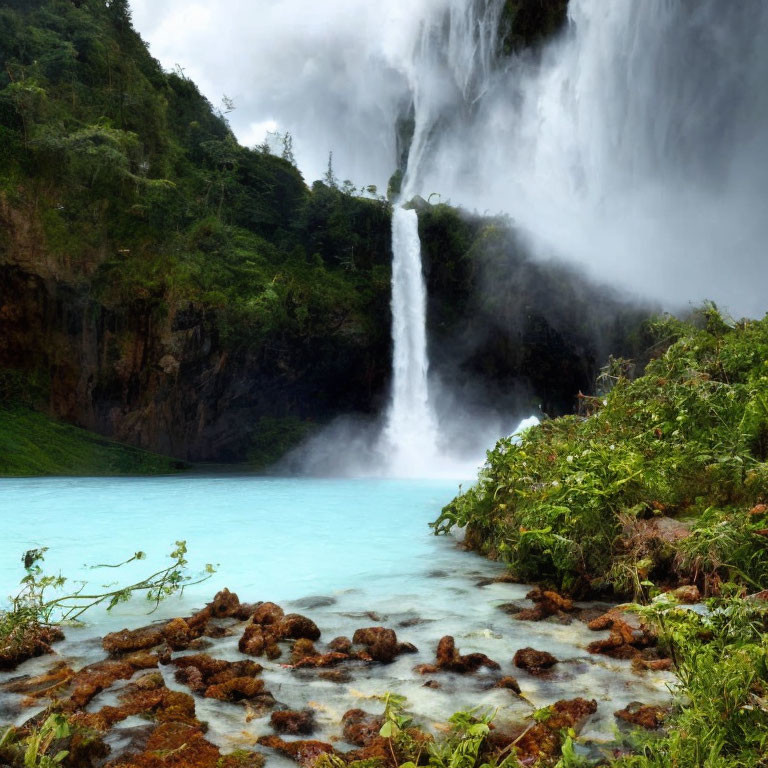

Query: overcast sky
[128,0,418,189]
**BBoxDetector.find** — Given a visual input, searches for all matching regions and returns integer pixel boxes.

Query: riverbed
[0,476,672,762]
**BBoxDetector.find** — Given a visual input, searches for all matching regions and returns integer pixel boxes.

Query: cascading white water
[416,0,768,317]
[382,208,439,474]
[381,0,507,474]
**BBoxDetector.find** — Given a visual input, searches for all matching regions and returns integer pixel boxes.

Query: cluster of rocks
[0,586,676,768]
[585,608,672,672]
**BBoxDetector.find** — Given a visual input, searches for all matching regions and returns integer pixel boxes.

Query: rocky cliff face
[0,199,391,463]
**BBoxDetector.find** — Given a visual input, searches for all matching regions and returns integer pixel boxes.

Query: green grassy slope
[0,406,184,476]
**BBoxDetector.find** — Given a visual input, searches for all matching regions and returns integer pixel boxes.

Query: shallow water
[0,476,671,761]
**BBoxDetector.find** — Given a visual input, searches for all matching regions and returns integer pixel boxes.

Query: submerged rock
[291,596,337,610]
[66,653,160,710]
[341,709,383,746]
[270,708,316,735]
[512,588,578,622]
[1,661,74,703]
[416,635,500,675]
[513,647,559,674]
[205,677,267,703]
[257,735,335,768]
[106,720,265,768]
[494,676,522,694]
[293,651,350,669]
[615,702,668,730]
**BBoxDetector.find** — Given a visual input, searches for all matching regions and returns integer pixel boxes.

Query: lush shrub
[434,309,768,597]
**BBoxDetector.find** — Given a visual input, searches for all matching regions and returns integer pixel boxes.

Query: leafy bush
[614,590,768,768]
[434,309,768,597]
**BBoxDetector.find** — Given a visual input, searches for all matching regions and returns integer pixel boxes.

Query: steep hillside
[0,0,392,464]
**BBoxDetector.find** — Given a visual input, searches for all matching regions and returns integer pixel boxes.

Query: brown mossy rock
[586,609,658,660]
[172,654,263,698]
[270,709,316,735]
[0,624,64,671]
[352,627,412,663]
[513,588,577,622]
[343,737,391,765]
[291,638,318,664]
[671,585,701,604]
[208,588,241,618]
[293,652,350,669]
[341,709,384,746]
[69,673,198,733]
[278,614,321,642]
[104,720,265,768]
[204,676,266,703]
[418,636,499,674]
[66,654,159,710]
[218,752,265,768]
[328,636,352,654]
[252,602,285,626]
[101,685,197,730]
[513,647,558,674]
[1,661,75,703]
[239,624,267,656]
[185,606,212,635]
[257,735,335,768]
[265,641,282,660]
[615,702,668,730]
[514,698,598,762]
[494,676,522,694]
[632,657,674,673]
[162,618,192,651]
[102,625,165,656]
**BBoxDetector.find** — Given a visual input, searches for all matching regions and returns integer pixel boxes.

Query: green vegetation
[0,405,183,476]
[0,0,392,470]
[0,713,71,768]
[612,590,768,768]
[435,307,768,598]
[0,541,212,670]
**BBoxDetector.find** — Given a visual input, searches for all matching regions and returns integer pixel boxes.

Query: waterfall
[415,0,768,317]
[382,207,439,474]
[381,0,507,475]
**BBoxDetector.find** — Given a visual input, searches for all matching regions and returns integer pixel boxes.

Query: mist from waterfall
[413,0,768,318]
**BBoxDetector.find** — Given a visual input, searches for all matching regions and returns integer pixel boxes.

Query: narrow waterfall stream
[382,207,439,475]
